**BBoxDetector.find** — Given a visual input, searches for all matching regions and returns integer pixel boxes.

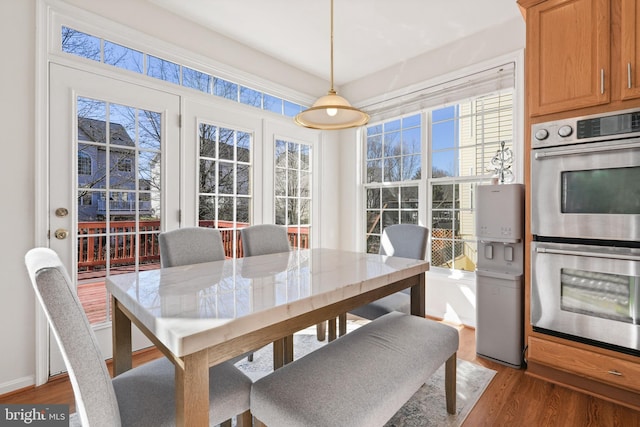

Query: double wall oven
[530,108,640,355]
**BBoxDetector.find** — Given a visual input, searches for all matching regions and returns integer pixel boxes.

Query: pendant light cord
[329,0,335,94]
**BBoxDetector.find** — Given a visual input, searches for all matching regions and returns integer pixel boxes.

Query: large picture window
[363,90,514,272]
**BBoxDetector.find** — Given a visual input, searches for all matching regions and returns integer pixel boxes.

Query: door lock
[54,229,69,240]
[55,207,69,217]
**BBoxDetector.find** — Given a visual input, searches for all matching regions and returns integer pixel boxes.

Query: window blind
[362,62,515,122]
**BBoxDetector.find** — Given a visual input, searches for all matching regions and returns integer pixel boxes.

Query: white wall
[0,0,38,394]
[0,0,524,394]
[342,16,526,104]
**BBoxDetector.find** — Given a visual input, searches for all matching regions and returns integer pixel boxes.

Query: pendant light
[294,0,369,130]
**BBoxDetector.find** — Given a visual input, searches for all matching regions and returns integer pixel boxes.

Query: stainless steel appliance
[531,241,640,352]
[531,108,640,243]
[530,108,640,355]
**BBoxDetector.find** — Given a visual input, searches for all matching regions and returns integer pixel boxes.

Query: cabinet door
[528,0,610,116]
[621,0,640,100]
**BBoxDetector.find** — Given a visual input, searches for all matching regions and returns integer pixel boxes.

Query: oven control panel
[532,108,640,149]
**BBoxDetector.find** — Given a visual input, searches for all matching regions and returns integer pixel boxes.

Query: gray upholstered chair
[158,227,226,267]
[25,247,252,427]
[240,224,301,360]
[239,224,291,257]
[338,224,430,335]
[240,225,328,357]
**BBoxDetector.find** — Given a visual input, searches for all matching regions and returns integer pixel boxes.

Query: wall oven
[531,108,640,243]
[530,108,640,354]
[531,241,640,352]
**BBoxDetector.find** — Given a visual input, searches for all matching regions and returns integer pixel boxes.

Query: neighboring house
[77,117,154,221]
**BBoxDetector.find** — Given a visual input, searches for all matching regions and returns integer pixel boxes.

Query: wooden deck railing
[77,220,309,279]
[77,220,310,323]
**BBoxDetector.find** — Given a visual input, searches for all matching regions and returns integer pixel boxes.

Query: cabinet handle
[601,69,605,94]
[607,369,623,376]
[628,63,632,89]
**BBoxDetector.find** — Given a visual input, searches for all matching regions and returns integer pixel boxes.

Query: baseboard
[0,375,35,397]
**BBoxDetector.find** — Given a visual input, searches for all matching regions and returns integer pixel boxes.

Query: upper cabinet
[621,0,640,100]
[525,0,611,116]
[521,0,640,117]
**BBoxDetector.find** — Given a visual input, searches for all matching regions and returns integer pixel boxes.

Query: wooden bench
[250,311,459,427]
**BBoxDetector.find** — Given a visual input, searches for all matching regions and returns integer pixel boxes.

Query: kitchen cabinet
[527,337,640,409]
[621,0,640,100]
[525,0,610,116]
[519,0,640,411]
[523,0,640,116]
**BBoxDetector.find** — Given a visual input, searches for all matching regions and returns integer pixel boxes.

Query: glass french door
[48,63,180,375]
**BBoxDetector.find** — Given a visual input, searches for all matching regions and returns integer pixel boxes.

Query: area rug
[234,321,496,427]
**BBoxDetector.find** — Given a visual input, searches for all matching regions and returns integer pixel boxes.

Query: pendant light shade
[294,0,369,130]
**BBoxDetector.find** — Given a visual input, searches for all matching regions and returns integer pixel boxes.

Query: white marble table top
[106,248,429,357]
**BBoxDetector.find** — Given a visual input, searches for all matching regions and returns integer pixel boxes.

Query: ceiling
[149,0,522,86]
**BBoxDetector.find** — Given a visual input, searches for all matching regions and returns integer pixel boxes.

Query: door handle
[54,229,69,240]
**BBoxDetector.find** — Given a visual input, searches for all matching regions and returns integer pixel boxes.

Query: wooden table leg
[328,318,337,342]
[111,297,132,376]
[410,273,426,317]
[338,313,347,337]
[175,350,209,427]
[273,335,295,369]
[284,334,294,364]
[316,321,326,341]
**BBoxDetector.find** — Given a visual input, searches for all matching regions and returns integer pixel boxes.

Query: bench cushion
[251,311,459,427]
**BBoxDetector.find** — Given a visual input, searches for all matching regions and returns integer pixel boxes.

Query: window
[365,185,419,253]
[116,157,132,172]
[364,114,422,254]
[78,192,93,206]
[60,26,306,117]
[430,90,513,272]
[78,152,92,175]
[362,90,514,272]
[275,140,312,249]
[198,123,251,258]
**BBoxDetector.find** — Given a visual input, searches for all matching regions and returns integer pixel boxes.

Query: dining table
[106,247,429,427]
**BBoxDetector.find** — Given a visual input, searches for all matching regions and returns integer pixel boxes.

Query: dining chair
[25,247,252,427]
[240,224,328,358]
[239,224,291,257]
[338,224,430,335]
[158,226,226,267]
[240,224,296,361]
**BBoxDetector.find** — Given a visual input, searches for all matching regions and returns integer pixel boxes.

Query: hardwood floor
[2,326,639,426]
[455,324,640,427]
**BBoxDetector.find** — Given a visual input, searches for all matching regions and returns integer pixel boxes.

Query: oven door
[531,241,640,352]
[531,138,640,242]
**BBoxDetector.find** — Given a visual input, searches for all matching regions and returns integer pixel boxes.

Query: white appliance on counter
[475,183,524,368]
